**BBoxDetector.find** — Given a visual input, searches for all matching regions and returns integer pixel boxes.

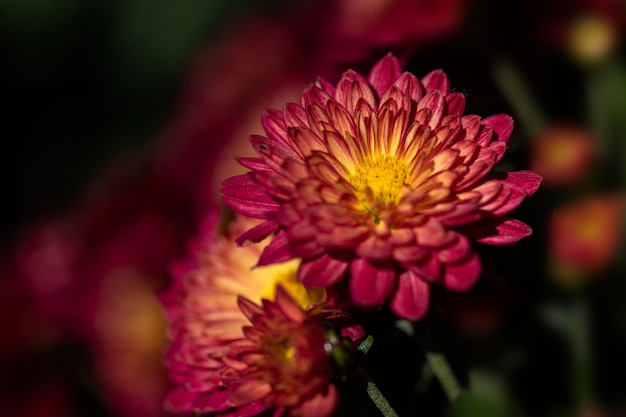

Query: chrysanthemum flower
[530,124,596,186]
[161,211,362,415]
[222,53,542,320]
[549,192,625,278]
[216,287,342,417]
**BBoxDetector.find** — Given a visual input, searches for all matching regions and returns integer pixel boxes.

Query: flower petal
[464,217,533,245]
[235,220,278,245]
[227,379,272,407]
[349,258,396,307]
[297,385,338,417]
[257,232,294,266]
[421,69,451,95]
[442,252,481,291]
[221,175,279,218]
[482,114,514,143]
[367,53,402,98]
[390,270,430,321]
[297,254,348,287]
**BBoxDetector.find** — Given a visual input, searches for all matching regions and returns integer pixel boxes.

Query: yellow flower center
[347,155,410,212]
[258,259,324,309]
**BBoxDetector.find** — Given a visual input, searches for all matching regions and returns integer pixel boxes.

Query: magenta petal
[349,258,396,307]
[297,385,338,417]
[367,53,402,97]
[221,175,279,219]
[316,76,336,96]
[392,72,422,102]
[225,402,269,417]
[421,69,450,95]
[235,220,278,245]
[482,114,514,143]
[390,270,430,321]
[228,380,272,407]
[446,92,466,116]
[261,109,289,145]
[417,90,445,130]
[257,232,294,266]
[194,389,233,412]
[237,157,273,172]
[297,254,348,287]
[499,170,543,195]
[237,296,264,321]
[442,252,481,291]
[465,217,533,245]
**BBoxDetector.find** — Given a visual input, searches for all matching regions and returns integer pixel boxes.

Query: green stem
[353,367,400,417]
[569,298,593,406]
[425,351,462,402]
[492,61,546,136]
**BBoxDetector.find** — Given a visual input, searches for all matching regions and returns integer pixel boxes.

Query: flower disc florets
[221,54,542,320]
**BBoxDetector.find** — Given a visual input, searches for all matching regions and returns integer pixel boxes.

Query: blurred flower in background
[549,192,625,284]
[530,124,597,186]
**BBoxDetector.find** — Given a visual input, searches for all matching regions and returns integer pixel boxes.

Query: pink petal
[275,286,307,322]
[221,175,279,219]
[220,402,269,417]
[355,235,393,261]
[237,296,264,321]
[289,127,327,156]
[235,220,279,245]
[297,385,339,417]
[349,258,396,307]
[193,389,233,412]
[301,85,333,108]
[442,252,481,291]
[317,225,369,250]
[256,232,294,266]
[297,254,348,287]
[316,76,336,96]
[496,170,543,196]
[482,114,514,143]
[237,157,273,172]
[262,109,288,145]
[227,380,272,407]
[417,90,445,130]
[392,72,423,102]
[421,69,451,95]
[336,71,376,114]
[409,255,442,282]
[390,270,430,321]
[283,102,309,129]
[464,217,533,245]
[393,245,429,264]
[446,92,466,116]
[437,233,472,264]
[367,53,402,97]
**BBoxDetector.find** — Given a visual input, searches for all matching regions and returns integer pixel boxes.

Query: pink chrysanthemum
[222,54,542,320]
[161,211,363,415]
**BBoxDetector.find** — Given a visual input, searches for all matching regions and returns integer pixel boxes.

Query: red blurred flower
[325,0,468,64]
[550,192,625,277]
[222,54,541,320]
[530,125,596,186]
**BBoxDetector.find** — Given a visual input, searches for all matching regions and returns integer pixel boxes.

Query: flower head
[161,210,362,415]
[222,54,541,320]
[549,192,625,280]
[530,124,596,186]
[218,287,341,417]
